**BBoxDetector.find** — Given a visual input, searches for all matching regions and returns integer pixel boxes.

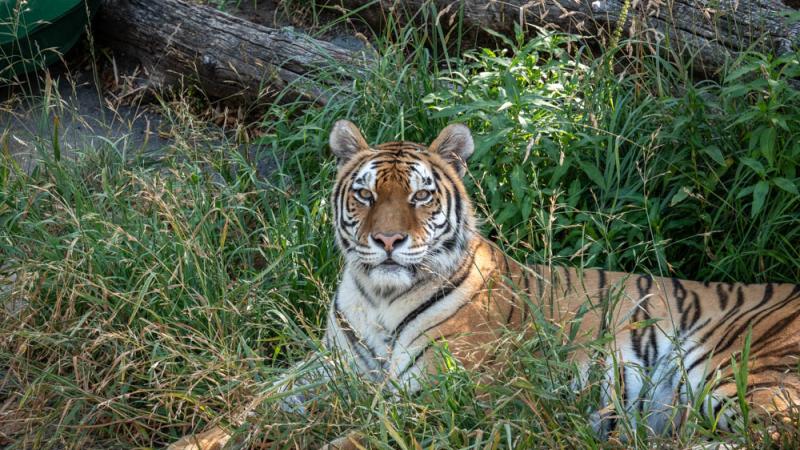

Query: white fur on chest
[326,269,471,385]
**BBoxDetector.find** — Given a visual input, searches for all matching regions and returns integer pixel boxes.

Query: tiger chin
[169,121,800,449]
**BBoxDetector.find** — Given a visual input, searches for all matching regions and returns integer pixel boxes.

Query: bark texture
[337,0,800,73]
[96,0,365,103]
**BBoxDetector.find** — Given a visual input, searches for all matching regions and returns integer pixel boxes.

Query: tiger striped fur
[169,121,800,449]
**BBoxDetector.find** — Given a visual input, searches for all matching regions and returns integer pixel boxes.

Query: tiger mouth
[377,259,403,269]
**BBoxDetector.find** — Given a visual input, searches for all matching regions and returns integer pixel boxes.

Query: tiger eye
[414,190,432,202]
[358,189,373,200]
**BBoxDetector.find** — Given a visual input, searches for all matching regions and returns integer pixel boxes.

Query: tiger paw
[320,432,364,450]
[167,426,231,450]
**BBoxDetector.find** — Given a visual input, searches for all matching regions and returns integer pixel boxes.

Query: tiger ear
[329,120,369,165]
[428,124,474,177]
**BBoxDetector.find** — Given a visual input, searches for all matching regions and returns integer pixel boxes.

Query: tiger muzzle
[371,232,408,253]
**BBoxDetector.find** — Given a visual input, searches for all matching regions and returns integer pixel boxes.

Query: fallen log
[96,0,365,104]
[336,0,800,74]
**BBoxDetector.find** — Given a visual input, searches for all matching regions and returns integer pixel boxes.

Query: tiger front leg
[165,355,333,449]
[167,426,232,450]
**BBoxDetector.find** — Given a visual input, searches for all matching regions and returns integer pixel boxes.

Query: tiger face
[329,121,476,290]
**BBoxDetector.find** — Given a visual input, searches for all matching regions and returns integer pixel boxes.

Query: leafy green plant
[425,33,799,283]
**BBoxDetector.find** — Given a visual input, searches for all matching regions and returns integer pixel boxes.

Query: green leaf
[773,177,799,196]
[521,200,533,222]
[578,161,606,191]
[381,416,409,450]
[751,180,769,217]
[52,115,61,162]
[497,101,513,112]
[726,63,758,82]
[510,166,526,201]
[740,157,766,177]
[759,126,776,166]
[496,203,519,227]
[702,145,726,166]
[0,136,9,190]
[736,185,754,199]
[670,186,692,206]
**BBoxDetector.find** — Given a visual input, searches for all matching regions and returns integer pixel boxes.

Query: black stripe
[684,285,747,361]
[501,255,516,325]
[413,292,477,344]
[441,179,455,224]
[536,269,545,301]
[716,283,730,310]
[596,269,611,339]
[646,323,660,370]
[502,254,511,272]
[522,274,531,323]
[440,234,459,252]
[563,267,572,294]
[747,363,796,375]
[333,296,379,370]
[754,342,800,359]
[376,142,425,151]
[436,166,463,221]
[685,318,712,338]
[734,285,745,308]
[747,292,800,355]
[745,380,800,394]
[748,309,800,356]
[432,215,449,230]
[392,247,476,341]
[636,274,652,299]
[353,277,377,307]
[366,157,413,165]
[716,284,774,351]
[686,284,783,374]
[334,153,371,229]
[672,278,687,314]
[621,364,628,410]
[680,291,701,332]
[505,299,515,324]
[397,334,456,379]
[630,302,653,367]
[387,280,422,306]
[712,398,726,421]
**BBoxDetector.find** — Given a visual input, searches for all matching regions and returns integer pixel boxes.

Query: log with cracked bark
[95,0,366,104]
[336,0,799,74]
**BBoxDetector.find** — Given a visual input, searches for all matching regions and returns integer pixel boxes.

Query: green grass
[1,5,799,449]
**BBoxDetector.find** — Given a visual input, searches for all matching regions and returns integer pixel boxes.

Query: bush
[426,35,800,283]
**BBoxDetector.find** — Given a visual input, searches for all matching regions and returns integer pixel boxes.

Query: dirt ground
[1,64,170,172]
[1,1,365,171]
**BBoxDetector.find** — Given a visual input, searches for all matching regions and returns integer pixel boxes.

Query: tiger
[169,121,800,449]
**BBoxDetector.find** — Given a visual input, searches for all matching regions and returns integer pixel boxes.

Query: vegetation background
[1,0,799,448]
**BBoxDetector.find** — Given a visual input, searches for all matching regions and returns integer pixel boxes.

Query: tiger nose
[371,232,408,252]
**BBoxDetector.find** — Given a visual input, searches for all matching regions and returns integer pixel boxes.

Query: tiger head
[329,120,476,291]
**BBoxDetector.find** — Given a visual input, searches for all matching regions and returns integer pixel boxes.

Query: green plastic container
[0,0,101,77]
